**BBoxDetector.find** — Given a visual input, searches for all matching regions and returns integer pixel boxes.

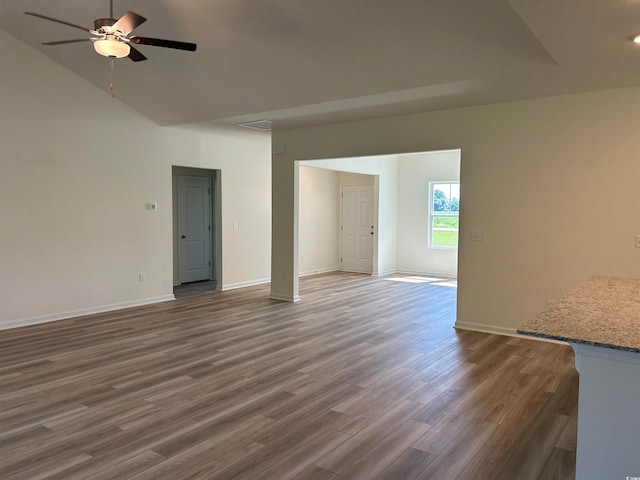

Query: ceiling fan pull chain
[109,57,116,98]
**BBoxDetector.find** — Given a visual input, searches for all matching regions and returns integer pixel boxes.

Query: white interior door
[341,184,374,273]
[178,175,212,283]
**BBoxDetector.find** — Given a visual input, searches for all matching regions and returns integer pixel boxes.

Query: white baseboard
[454,321,517,337]
[372,269,398,277]
[372,270,458,279]
[1,295,176,331]
[221,277,270,291]
[454,321,568,345]
[299,267,339,278]
[396,269,458,279]
[269,293,301,302]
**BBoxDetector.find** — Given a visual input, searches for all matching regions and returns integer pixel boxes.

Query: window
[429,182,459,249]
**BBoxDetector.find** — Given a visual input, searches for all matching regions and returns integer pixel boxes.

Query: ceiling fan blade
[112,11,146,35]
[130,36,197,52]
[42,39,91,46]
[24,12,90,32]
[128,46,147,62]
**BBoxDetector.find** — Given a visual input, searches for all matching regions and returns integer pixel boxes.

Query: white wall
[0,28,271,328]
[272,85,640,334]
[397,150,460,277]
[298,167,339,276]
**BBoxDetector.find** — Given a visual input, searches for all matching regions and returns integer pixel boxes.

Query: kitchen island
[518,276,640,480]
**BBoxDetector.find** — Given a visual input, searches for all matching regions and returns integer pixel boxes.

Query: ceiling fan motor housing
[94,18,116,32]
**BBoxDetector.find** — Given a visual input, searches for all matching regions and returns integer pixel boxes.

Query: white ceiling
[2,0,640,131]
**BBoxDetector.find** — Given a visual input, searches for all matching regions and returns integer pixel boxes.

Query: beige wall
[338,172,375,185]
[298,167,340,276]
[272,86,640,334]
[0,28,271,328]
[398,150,460,277]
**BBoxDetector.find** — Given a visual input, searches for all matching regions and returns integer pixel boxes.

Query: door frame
[172,166,222,288]
[339,183,376,274]
[178,175,212,283]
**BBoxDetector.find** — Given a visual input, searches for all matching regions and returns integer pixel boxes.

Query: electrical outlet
[636,235,640,248]
[139,273,145,282]
[471,231,486,242]
[233,221,238,230]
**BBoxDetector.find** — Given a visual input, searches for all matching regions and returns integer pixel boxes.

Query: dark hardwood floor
[0,272,577,479]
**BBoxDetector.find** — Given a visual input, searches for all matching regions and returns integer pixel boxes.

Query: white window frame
[428,181,459,250]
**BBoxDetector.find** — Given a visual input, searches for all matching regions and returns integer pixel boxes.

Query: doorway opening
[172,166,222,290]
[295,149,460,314]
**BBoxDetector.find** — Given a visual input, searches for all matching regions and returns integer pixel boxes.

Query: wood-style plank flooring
[0,272,577,479]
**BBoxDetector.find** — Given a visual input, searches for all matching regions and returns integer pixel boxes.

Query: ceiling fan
[24,0,197,62]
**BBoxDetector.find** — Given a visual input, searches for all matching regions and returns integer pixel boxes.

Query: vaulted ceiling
[2,0,640,130]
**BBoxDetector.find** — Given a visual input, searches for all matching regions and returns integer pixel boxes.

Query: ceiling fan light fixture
[94,38,130,58]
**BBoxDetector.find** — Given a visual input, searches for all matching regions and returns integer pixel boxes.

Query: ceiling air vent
[237,119,272,131]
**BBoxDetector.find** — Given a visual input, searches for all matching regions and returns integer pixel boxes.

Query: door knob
[181,235,186,239]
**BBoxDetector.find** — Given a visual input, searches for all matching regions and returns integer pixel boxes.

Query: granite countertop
[517,276,640,353]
